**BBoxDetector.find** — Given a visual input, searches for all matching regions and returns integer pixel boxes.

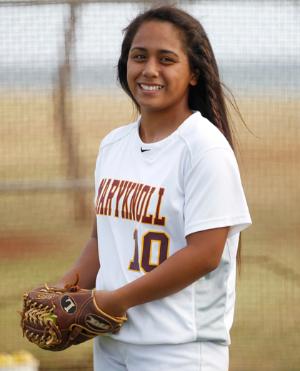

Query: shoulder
[99,121,138,150]
[177,111,233,163]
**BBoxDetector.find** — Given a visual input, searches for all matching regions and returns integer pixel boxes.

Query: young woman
[58,6,251,370]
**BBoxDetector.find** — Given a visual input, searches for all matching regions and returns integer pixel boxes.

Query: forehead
[131,20,185,52]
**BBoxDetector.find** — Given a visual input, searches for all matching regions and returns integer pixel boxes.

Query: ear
[189,71,198,86]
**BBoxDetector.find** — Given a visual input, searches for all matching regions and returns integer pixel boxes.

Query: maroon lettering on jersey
[96,178,111,215]
[105,179,120,216]
[153,187,166,226]
[96,178,166,226]
[115,180,129,217]
[95,178,107,214]
[121,182,136,219]
[141,186,155,224]
[129,183,144,221]
[135,185,150,222]
[99,179,111,215]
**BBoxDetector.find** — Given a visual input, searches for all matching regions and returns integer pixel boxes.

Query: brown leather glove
[21,283,127,351]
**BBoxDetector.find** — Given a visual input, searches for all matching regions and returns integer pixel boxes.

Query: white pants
[93,336,229,371]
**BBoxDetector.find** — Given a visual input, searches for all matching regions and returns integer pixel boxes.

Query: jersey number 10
[129,229,170,273]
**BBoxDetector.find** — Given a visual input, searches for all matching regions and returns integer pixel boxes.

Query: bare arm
[56,217,100,289]
[95,226,229,316]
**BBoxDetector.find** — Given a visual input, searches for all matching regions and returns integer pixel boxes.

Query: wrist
[112,287,131,313]
[94,289,128,317]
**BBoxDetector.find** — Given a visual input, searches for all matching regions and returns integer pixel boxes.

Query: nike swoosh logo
[141,148,151,152]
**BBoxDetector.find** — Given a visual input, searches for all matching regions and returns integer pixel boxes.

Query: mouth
[138,83,164,92]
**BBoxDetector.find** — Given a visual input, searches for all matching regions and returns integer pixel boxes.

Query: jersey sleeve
[184,147,251,238]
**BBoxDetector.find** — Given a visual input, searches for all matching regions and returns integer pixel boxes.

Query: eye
[131,54,146,62]
[160,56,175,64]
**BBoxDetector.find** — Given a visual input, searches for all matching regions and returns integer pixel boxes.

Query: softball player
[58,6,251,371]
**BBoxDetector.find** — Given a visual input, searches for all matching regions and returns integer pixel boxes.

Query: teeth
[140,84,163,91]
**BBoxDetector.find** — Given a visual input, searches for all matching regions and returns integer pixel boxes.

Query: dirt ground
[0,235,59,259]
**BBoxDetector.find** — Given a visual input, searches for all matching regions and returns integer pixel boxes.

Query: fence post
[53,2,88,220]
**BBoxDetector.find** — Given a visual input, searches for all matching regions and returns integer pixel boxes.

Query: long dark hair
[117,5,242,266]
[118,5,234,148]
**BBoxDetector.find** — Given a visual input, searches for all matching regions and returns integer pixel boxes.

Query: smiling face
[126,21,197,117]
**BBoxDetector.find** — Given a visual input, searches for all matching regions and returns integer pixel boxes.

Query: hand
[94,290,127,318]
[21,285,126,351]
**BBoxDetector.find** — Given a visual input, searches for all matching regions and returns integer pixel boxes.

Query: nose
[142,58,159,78]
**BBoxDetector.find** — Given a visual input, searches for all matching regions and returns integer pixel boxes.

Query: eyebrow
[129,47,179,57]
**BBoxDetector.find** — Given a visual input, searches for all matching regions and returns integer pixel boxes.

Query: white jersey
[94,111,251,345]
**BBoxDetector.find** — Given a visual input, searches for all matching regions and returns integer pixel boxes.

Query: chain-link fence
[0,1,299,370]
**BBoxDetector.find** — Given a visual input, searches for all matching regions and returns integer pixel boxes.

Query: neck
[139,108,193,143]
